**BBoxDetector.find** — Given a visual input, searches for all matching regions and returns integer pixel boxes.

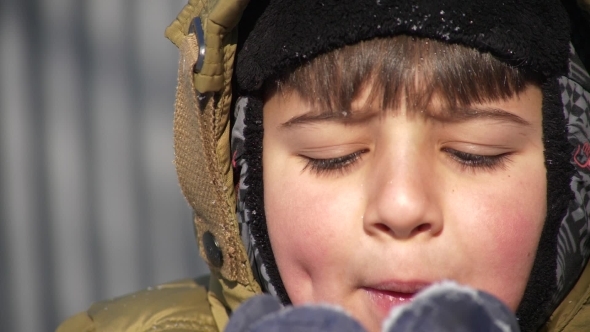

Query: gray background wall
[0,1,209,331]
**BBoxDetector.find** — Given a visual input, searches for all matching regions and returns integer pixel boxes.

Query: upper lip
[364,280,432,294]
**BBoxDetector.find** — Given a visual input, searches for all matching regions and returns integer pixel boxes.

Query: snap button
[188,17,206,74]
[203,231,223,268]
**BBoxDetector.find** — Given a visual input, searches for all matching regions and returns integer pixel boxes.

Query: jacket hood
[165,0,590,331]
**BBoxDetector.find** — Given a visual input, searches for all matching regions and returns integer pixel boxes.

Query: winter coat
[54,259,590,331]
[56,0,590,331]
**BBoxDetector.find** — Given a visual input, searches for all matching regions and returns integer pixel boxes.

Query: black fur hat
[236,0,570,92]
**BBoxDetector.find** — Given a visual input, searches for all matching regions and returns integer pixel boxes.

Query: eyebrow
[281,109,379,128]
[280,106,531,128]
[429,106,531,126]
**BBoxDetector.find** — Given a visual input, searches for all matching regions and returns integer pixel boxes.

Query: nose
[363,145,443,240]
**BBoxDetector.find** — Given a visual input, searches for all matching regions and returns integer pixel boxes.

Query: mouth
[363,281,430,314]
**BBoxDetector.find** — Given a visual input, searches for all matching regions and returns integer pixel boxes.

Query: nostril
[414,223,431,234]
[373,223,433,237]
[375,223,391,233]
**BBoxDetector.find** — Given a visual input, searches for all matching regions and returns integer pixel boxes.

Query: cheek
[451,166,546,309]
[473,190,543,255]
[265,175,338,246]
[263,165,363,303]
[493,170,545,251]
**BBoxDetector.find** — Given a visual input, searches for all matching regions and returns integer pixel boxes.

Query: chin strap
[166,0,261,307]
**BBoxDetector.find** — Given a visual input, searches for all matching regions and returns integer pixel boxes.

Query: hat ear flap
[238,95,293,304]
[517,46,590,331]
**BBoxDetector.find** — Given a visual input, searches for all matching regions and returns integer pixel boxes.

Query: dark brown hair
[269,35,538,115]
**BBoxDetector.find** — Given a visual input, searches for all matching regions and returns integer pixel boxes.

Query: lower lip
[364,288,415,314]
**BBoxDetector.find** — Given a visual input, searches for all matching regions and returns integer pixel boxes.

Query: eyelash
[301,148,511,176]
[442,148,511,172]
[301,150,368,176]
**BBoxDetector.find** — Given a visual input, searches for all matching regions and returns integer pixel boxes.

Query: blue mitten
[226,282,520,332]
[224,294,366,332]
[224,294,284,332]
[383,281,521,332]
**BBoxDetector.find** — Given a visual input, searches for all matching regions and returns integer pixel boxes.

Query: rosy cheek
[491,182,544,250]
[457,177,545,309]
[266,180,334,270]
[266,172,364,301]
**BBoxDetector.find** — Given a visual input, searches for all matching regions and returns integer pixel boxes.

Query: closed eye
[442,147,512,172]
[301,149,369,176]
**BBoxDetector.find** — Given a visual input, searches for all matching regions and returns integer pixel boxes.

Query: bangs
[270,35,537,115]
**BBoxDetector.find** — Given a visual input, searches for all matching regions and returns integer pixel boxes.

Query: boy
[57,0,590,331]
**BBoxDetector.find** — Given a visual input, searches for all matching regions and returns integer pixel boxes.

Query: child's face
[262,84,546,332]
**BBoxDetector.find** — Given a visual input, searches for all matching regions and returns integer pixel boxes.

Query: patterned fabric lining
[231,97,276,296]
[553,46,590,307]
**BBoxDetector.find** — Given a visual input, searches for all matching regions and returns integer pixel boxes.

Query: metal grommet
[189,17,206,74]
[203,231,223,268]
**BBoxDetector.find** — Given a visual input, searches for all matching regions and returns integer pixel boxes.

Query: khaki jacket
[57,0,590,331]
[56,262,590,332]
